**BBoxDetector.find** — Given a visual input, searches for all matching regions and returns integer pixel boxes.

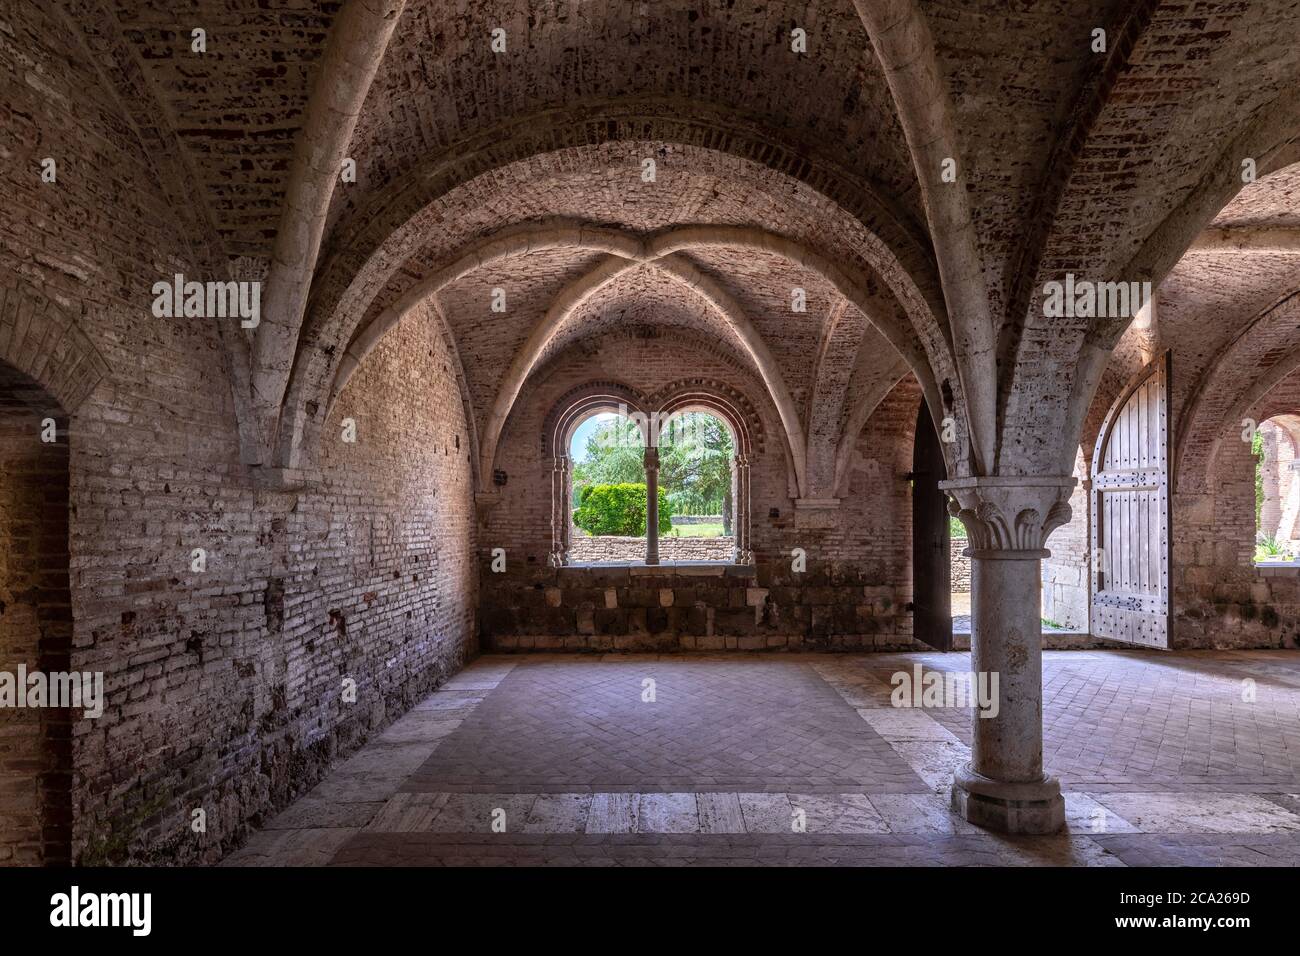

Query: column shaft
[644,447,660,565]
[968,551,1046,782]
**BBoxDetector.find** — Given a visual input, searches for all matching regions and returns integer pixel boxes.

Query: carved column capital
[939,476,1075,557]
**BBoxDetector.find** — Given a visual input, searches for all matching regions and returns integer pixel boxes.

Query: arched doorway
[0,358,73,865]
[911,400,952,650]
[1255,415,1300,561]
[1090,351,1173,648]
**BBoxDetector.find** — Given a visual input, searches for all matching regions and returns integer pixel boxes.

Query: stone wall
[568,534,736,564]
[480,335,924,651]
[1174,425,1300,649]
[949,538,970,592]
[0,9,477,864]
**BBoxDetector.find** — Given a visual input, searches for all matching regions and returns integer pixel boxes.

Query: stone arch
[1178,292,1300,493]
[0,357,73,865]
[322,217,935,396]
[310,102,940,338]
[301,219,958,497]
[250,0,406,453]
[541,381,648,458]
[279,134,962,473]
[471,252,806,498]
[0,277,109,416]
[855,0,997,473]
[1059,139,1300,483]
[650,379,764,462]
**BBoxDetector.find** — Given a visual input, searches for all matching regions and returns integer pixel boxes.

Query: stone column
[549,455,569,567]
[734,454,753,564]
[644,446,660,565]
[939,475,1075,835]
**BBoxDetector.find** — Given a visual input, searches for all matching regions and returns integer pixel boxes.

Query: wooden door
[912,401,953,651]
[1090,351,1172,648]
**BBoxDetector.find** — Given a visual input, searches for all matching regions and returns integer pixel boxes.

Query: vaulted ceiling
[61,0,1300,489]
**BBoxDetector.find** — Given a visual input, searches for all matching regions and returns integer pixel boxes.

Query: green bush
[573,483,671,536]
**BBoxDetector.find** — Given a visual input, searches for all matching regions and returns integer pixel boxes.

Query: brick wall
[1,8,476,864]
[62,300,476,866]
[480,335,924,651]
[1174,426,1300,649]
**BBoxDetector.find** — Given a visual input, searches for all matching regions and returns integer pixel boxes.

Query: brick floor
[223,651,1300,867]
[402,659,925,794]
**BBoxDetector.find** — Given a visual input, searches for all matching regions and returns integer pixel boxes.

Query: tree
[657,412,733,515]
[571,416,643,495]
[569,412,735,527]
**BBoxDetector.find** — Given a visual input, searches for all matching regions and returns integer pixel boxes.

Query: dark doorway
[911,401,952,651]
[0,360,73,865]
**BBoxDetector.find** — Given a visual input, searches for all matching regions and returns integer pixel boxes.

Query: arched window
[567,408,651,564]
[1255,415,1300,564]
[543,382,757,567]
[656,410,737,563]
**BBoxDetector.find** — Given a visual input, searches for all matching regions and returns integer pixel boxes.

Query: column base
[950,764,1065,835]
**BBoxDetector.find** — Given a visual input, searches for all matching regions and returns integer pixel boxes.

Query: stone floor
[224,650,1300,866]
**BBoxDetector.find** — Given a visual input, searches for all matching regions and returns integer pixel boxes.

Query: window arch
[543,381,758,566]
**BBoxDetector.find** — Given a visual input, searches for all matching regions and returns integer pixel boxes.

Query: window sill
[1255,560,1300,576]
[560,561,755,577]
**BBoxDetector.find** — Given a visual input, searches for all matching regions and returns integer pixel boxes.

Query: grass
[666,523,727,538]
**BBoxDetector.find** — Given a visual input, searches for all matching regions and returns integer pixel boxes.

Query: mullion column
[734,454,752,564]
[644,446,660,565]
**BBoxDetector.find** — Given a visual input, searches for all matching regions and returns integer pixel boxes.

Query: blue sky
[569,413,618,463]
